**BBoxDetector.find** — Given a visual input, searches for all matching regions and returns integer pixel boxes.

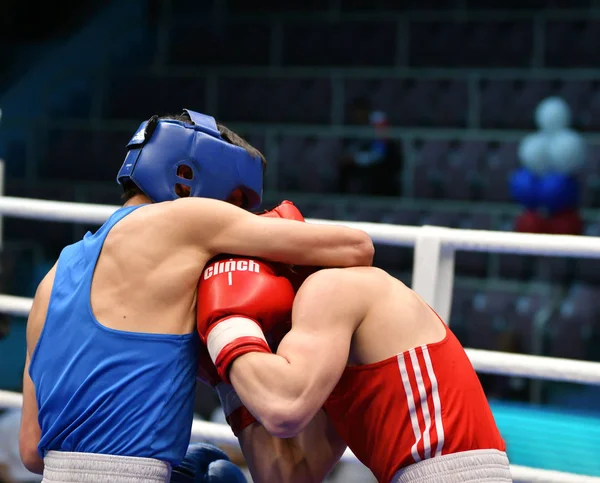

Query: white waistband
[390,449,512,483]
[42,451,171,483]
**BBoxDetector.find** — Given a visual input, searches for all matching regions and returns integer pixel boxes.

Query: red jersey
[323,321,505,483]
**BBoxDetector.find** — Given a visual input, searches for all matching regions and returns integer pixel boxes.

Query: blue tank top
[29,205,199,465]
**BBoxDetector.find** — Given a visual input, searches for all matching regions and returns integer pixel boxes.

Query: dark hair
[121,111,267,202]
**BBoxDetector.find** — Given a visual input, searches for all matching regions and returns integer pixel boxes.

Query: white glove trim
[206,316,266,364]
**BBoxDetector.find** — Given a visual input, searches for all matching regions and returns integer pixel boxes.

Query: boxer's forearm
[229,317,351,438]
[20,450,44,475]
[238,423,320,483]
[20,355,44,475]
[238,411,344,483]
[229,352,326,438]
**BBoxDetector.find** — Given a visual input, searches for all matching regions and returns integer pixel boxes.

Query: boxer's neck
[123,194,152,207]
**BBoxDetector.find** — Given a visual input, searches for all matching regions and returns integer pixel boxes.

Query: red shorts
[324,323,505,483]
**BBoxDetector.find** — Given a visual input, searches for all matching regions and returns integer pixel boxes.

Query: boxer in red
[196,204,511,483]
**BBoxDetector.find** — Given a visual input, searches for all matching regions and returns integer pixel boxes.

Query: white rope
[308,218,421,246]
[0,294,32,317]
[435,225,600,258]
[1,196,600,258]
[464,349,600,385]
[0,389,23,409]
[0,196,116,224]
[0,389,597,483]
[3,289,600,385]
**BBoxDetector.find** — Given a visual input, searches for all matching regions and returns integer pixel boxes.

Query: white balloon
[518,132,551,175]
[535,97,572,132]
[547,129,586,175]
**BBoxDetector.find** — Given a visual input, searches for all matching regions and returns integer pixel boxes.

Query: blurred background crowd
[1,0,600,481]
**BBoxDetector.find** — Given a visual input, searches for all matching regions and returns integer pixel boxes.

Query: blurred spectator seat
[293,201,338,221]
[105,75,207,120]
[47,76,94,119]
[218,77,332,124]
[464,289,521,351]
[479,79,553,130]
[545,21,600,68]
[536,256,575,285]
[411,139,516,202]
[479,142,518,203]
[578,144,600,208]
[449,285,477,344]
[479,78,600,132]
[43,129,132,182]
[455,212,493,277]
[411,139,448,199]
[343,0,461,9]
[167,21,271,66]
[576,223,600,285]
[282,21,396,66]
[469,0,588,7]
[409,21,533,67]
[228,0,325,12]
[373,208,422,272]
[512,292,544,354]
[276,136,341,192]
[496,216,537,280]
[344,78,468,127]
[545,298,599,360]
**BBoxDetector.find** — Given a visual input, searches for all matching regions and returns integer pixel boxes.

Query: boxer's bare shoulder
[297,266,393,314]
[20,265,57,474]
[298,267,446,365]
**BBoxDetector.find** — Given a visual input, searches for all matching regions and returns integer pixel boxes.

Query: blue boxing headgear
[117,109,263,209]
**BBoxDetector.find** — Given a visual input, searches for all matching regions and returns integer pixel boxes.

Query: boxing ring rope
[0,391,600,483]
[3,289,600,385]
[2,195,600,483]
[0,388,598,483]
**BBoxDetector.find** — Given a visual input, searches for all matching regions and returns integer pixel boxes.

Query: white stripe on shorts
[398,346,445,463]
[410,348,432,460]
[398,353,422,463]
[422,345,445,457]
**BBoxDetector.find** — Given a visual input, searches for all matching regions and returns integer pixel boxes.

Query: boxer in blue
[18,110,374,483]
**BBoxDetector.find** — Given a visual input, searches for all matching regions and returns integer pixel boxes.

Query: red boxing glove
[260,201,320,290]
[259,200,305,222]
[197,255,296,383]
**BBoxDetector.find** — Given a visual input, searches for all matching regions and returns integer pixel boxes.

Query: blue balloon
[509,168,540,209]
[538,173,579,214]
